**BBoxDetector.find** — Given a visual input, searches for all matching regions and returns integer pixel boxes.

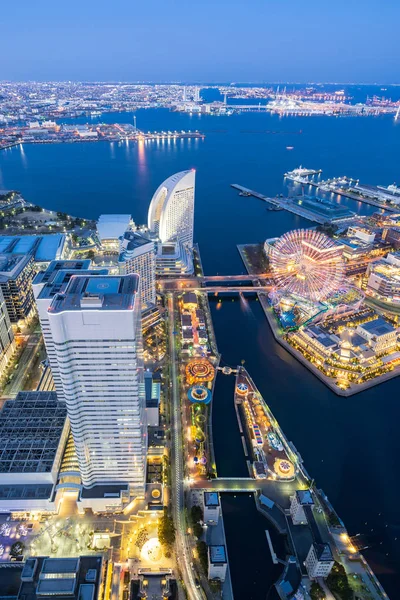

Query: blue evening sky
[2,0,399,83]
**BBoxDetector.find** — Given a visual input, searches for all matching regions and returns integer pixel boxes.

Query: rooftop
[97,214,132,242]
[358,317,396,337]
[34,259,91,285]
[209,545,227,564]
[0,234,65,262]
[50,274,139,312]
[38,268,108,300]
[204,491,219,507]
[0,391,67,475]
[296,489,314,506]
[0,253,33,283]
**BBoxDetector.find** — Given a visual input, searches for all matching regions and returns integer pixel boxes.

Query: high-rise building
[32,260,107,399]
[0,253,36,322]
[0,287,15,376]
[118,231,156,310]
[47,274,146,493]
[148,170,195,249]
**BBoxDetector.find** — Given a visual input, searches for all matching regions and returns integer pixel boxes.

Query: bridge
[158,273,273,292]
[191,477,261,492]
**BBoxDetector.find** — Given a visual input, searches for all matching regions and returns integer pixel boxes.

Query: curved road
[167,294,204,600]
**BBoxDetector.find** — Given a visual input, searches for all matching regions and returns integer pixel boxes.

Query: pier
[231,184,355,224]
[285,171,400,213]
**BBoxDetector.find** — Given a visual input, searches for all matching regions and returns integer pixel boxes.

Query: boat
[286,146,294,150]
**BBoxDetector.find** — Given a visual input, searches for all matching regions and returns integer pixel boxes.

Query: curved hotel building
[148,169,195,248]
[148,170,196,275]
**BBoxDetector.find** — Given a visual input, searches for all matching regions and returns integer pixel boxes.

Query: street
[167,294,204,600]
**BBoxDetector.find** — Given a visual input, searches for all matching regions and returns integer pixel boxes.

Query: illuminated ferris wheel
[269,229,345,302]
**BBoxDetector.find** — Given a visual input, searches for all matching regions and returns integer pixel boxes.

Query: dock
[231,184,355,225]
[285,172,400,213]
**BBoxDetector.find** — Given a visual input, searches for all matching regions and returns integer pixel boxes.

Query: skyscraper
[118,231,156,311]
[47,274,146,492]
[148,170,195,249]
[32,260,107,400]
[0,287,15,376]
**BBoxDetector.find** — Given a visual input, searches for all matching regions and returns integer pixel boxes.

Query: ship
[284,166,322,178]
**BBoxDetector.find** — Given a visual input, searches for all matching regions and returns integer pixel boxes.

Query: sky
[2,0,400,83]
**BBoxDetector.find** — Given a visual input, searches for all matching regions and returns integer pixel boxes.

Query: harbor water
[1,107,400,597]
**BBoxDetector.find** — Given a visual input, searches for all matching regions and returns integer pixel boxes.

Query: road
[167,294,203,600]
[4,334,43,397]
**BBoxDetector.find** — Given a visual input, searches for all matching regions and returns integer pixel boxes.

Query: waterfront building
[0,391,68,514]
[356,317,398,354]
[97,214,132,251]
[18,556,103,600]
[203,492,220,525]
[366,252,400,304]
[208,545,227,581]
[305,543,334,579]
[118,230,156,310]
[155,239,194,275]
[47,274,147,496]
[382,226,400,249]
[0,233,66,265]
[0,287,15,375]
[347,225,376,244]
[33,260,107,399]
[144,370,161,427]
[182,292,198,309]
[148,170,195,249]
[0,253,36,322]
[290,489,314,525]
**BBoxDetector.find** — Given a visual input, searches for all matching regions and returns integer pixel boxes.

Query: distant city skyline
[2,0,399,83]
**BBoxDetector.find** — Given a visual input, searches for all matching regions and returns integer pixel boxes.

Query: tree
[326,561,353,600]
[190,505,203,525]
[193,522,203,539]
[86,250,95,259]
[196,541,208,574]
[310,581,326,600]
[158,509,175,550]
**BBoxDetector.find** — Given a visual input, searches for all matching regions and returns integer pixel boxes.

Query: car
[194,577,201,589]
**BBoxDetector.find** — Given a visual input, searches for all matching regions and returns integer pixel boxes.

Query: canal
[210,296,400,598]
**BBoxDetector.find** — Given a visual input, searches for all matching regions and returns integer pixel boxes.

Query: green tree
[190,505,203,524]
[327,562,353,600]
[158,509,176,550]
[310,581,326,600]
[196,541,208,574]
[192,522,203,539]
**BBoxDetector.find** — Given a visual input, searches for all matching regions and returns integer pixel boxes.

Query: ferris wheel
[269,229,345,302]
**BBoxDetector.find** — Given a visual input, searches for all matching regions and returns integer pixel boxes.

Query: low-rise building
[0,391,69,513]
[208,545,227,581]
[290,489,314,525]
[145,370,161,427]
[97,214,132,251]
[18,556,103,600]
[155,240,194,275]
[203,492,220,525]
[305,542,334,579]
[356,317,398,354]
[366,253,400,304]
[0,233,66,266]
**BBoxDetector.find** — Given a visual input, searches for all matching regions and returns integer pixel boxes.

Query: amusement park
[241,227,400,394]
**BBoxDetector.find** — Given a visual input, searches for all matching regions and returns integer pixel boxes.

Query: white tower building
[32,260,105,400]
[148,170,195,249]
[118,231,156,311]
[47,274,146,492]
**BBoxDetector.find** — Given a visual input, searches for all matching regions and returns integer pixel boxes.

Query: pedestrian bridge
[192,477,261,492]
